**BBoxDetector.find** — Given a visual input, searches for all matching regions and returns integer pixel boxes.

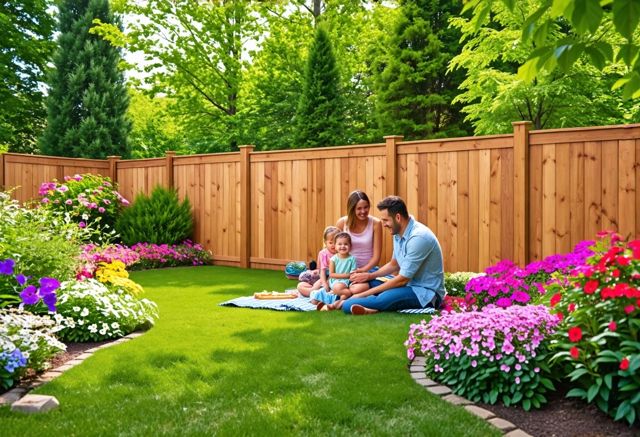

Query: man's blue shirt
[393,217,445,307]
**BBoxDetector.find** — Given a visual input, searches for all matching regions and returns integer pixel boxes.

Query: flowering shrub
[0,309,65,389]
[0,191,82,283]
[546,233,640,425]
[95,261,143,296]
[77,244,140,279]
[0,258,60,311]
[465,241,594,309]
[406,305,559,410]
[129,240,211,270]
[54,279,158,342]
[444,272,481,297]
[39,173,129,243]
[440,295,469,312]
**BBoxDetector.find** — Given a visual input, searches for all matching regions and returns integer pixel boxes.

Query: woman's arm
[336,216,346,231]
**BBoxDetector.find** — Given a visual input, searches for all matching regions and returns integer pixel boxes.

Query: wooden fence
[1,122,639,272]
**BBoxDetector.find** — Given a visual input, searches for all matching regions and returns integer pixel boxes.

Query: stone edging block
[1,330,146,409]
[409,357,534,435]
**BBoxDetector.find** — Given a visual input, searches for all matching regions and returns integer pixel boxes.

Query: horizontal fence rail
[1,122,639,273]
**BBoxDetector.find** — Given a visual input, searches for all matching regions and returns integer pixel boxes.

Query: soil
[478,385,640,437]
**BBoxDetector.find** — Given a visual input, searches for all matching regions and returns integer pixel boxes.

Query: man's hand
[349,271,369,283]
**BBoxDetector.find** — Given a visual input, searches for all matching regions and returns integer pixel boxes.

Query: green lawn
[0,266,499,436]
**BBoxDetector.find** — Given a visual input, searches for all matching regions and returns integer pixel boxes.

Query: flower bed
[406,305,559,410]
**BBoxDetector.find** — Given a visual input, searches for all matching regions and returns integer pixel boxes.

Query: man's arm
[350,258,402,298]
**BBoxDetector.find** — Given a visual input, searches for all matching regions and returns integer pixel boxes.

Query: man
[342,196,445,315]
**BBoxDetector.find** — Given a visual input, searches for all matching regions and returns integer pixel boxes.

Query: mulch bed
[478,385,640,437]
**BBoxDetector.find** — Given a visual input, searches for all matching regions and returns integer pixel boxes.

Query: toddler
[312,232,357,310]
[297,226,339,297]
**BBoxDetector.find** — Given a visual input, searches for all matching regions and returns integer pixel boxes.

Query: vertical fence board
[569,143,585,249]
[618,140,636,238]
[584,142,603,238]
[555,144,571,254]
[529,146,543,260]
[468,151,480,272]
[601,140,619,231]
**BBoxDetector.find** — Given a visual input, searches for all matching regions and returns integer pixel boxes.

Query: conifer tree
[295,26,345,148]
[40,0,131,158]
[373,0,469,139]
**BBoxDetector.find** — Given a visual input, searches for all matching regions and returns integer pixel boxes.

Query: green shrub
[444,272,481,297]
[116,185,193,246]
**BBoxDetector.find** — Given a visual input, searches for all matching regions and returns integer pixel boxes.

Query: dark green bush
[116,186,193,246]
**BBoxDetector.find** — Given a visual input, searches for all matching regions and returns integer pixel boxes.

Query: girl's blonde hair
[346,190,370,230]
[323,225,340,245]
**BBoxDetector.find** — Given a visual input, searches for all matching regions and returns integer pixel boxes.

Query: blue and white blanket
[219,294,436,314]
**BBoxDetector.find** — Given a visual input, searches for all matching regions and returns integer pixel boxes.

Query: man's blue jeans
[341,285,422,314]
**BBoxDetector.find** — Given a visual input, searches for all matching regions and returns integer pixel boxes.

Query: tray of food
[253,291,298,300]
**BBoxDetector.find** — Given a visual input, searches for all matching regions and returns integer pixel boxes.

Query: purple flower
[41,292,57,312]
[79,221,86,228]
[57,185,69,192]
[39,277,60,295]
[20,285,39,305]
[15,274,27,286]
[41,197,50,203]
[0,259,15,275]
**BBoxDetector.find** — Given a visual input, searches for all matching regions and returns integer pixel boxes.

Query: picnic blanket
[219,294,436,314]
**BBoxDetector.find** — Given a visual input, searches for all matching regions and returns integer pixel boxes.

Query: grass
[0,266,499,436]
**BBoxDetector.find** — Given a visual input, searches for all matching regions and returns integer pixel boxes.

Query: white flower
[111,322,119,329]
[80,308,89,317]
[88,324,98,333]
[73,306,81,313]
[82,213,89,220]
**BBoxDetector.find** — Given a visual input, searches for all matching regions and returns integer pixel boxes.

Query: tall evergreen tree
[295,26,345,148]
[373,0,469,139]
[40,0,131,158]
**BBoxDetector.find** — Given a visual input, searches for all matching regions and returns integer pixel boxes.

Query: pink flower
[98,207,106,213]
[78,221,86,228]
[65,199,73,205]
[608,321,617,332]
[624,305,635,314]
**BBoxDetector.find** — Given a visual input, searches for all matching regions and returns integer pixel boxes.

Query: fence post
[0,152,4,190]
[384,135,403,196]
[107,155,120,184]
[165,151,176,189]
[238,145,254,269]
[512,121,532,267]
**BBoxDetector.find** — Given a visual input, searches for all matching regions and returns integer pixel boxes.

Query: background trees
[40,0,131,159]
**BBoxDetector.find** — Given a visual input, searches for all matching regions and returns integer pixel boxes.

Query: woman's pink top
[345,216,374,269]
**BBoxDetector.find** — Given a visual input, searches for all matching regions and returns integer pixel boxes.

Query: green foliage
[55,279,158,342]
[0,0,55,153]
[372,0,470,139]
[295,26,346,147]
[40,0,131,158]
[450,0,638,134]
[464,0,640,100]
[444,272,481,297]
[0,191,82,288]
[546,234,640,425]
[116,185,193,246]
[39,173,128,243]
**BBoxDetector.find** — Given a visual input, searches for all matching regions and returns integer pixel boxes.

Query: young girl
[313,232,358,310]
[297,226,339,297]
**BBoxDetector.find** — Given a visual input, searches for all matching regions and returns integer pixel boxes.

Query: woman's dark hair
[377,196,409,219]
[333,232,352,246]
[346,190,370,230]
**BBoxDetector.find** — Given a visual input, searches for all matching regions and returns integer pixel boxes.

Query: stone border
[0,332,145,411]
[409,357,533,436]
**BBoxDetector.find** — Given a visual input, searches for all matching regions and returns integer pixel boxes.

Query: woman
[336,190,382,292]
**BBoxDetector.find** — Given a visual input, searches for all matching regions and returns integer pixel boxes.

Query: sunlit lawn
[0,266,498,436]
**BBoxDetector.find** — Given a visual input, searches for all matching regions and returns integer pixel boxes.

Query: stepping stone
[464,405,495,420]
[415,378,438,387]
[37,371,63,382]
[411,357,426,365]
[409,365,424,372]
[410,372,427,380]
[442,394,472,405]
[0,388,27,405]
[488,417,516,432]
[426,385,452,396]
[504,429,533,437]
[75,352,93,361]
[125,332,144,338]
[11,395,59,414]
[84,347,100,353]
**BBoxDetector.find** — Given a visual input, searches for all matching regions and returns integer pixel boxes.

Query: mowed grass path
[0,267,499,436]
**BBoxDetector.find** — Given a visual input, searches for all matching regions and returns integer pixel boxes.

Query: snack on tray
[253,290,298,300]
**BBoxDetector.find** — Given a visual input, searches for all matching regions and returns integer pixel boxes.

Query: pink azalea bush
[129,240,211,270]
[465,241,594,309]
[39,173,129,243]
[406,305,559,410]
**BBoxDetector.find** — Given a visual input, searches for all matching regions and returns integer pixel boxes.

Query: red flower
[550,293,562,307]
[620,357,630,371]
[584,280,599,294]
[625,305,635,315]
[568,303,576,312]
[629,240,640,259]
[612,269,620,278]
[570,346,580,359]
[556,311,564,321]
[568,326,583,342]
[609,321,617,332]
[616,256,630,266]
